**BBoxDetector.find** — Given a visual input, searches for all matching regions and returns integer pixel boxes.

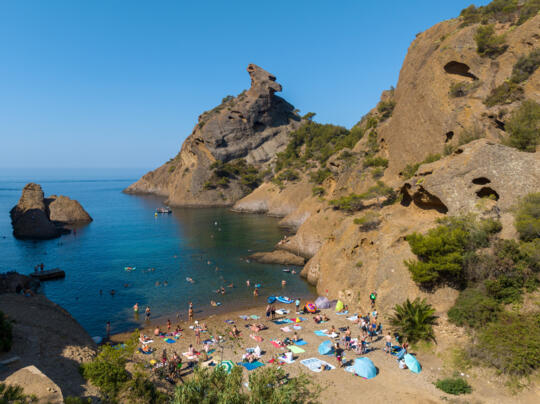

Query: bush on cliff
[388,298,438,344]
[435,377,472,395]
[0,311,13,352]
[173,366,320,404]
[511,49,540,84]
[377,99,396,121]
[0,383,36,403]
[505,100,540,152]
[309,168,332,184]
[460,0,539,26]
[475,24,507,58]
[447,288,501,329]
[484,81,524,107]
[515,193,540,242]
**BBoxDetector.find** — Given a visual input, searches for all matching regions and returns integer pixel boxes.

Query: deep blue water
[0,169,314,337]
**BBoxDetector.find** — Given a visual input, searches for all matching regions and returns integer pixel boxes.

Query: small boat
[30,268,65,281]
[276,296,293,304]
[282,268,291,273]
[124,266,136,272]
[155,207,172,214]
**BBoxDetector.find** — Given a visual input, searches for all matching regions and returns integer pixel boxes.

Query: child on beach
[334,342,344,368]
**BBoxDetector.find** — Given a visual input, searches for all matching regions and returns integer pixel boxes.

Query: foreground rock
[125,64,301,206]
[3,366,63,404]
[248,250,306,266]
[0,292,98,400]
[10,183,92,239]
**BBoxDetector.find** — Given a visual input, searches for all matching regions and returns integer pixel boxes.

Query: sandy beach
[110,300,539,404]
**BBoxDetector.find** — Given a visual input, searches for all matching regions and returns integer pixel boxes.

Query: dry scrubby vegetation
[203,159,265,193]
[460,0,540,27]
[504,99,540,152]
[407,193,540,377]
[330,181,396,212]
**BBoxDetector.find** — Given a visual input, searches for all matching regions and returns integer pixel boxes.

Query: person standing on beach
[145,306,151,321]
[385,332,392,356]
[295,298,300,313]
[253,288,259,297]
[246,280,250,287]
[266,304,271,319]
[370,291,377,308]
[195,324,201,345]
[188,302,193,322]
[167,319,171,332]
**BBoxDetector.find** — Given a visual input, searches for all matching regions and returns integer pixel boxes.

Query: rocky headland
[9,183,92,240]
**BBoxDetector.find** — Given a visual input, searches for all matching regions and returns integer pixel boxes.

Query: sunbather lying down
[249,323,267,333]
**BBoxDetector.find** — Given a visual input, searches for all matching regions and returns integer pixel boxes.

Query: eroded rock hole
[400,185,412,207]
[476,187,499,200]
[494,119,505,131]
[444,61,478,80]
[445,131,454,142]
[253,121,265,132]
[472,177,491,185]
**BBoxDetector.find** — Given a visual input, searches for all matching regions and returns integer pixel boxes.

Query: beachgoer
[230,325,240,337]
[344,327,352,350]
[271,304,276,320]
[145,306,151,320]
[385,332,392,356]
[133,302,139,313]
[246,280,250,287]
[322,314,329,322]
[295,298,300,313]
[293,332,300,342]
[370,291,377,307]
[195,327,201,345]
[220,286,225,295]
[266,304,271,319]
[167,319,171,332]
[253,288,259,297]
[188,344,194,356]
[188,306,193,321]
[335,342,344,368]
[211,300,217,307]
[40,263,44,271]
[399,358,408,369]
[281,280,286,287]
[161,348,168,365]
[110,289,115,296]
[154,326,161,336]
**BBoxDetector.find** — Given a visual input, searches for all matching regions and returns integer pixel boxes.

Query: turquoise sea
[0,169,314,337]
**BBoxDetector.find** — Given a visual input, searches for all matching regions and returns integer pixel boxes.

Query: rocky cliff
[10,183,92,239]
[124,64,301,206]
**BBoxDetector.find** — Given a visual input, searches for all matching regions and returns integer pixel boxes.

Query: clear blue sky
[0,0,489,169]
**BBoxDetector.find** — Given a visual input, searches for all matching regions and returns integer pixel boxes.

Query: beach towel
[293,325,302,330]
[183,352,198,360]
[294,339,307,346]
[238,361,265,371]
[270,340,284,348]
[336,311,349,315]
[289,317,306,323]
[275,309,289,315]
[280,326,292,332]
[289,345,305,354]
[314,330,328,337]
[279,354,295,364]
[225,320,235,324]
[346,315,358,321]
[239,315,249,320]
[273,319,293,325]
[138,348,153,355]
[300,358,335,373]
[139,338,154,344]
[250,315,260,320]
[164,338,176,344]
[250,334,264,342]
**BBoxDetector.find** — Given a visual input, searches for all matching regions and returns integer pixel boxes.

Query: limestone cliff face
[379,15,540,175]
[10,183,92,240]
[124,64,301,206]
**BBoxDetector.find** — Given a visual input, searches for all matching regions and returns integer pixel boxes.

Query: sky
[0,0,490,170]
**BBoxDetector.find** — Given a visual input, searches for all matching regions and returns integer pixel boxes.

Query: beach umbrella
[335,300,344,312]
[315,296,331,309]
[351,357,377,379]
[404,354,421,374]
[267,296,276,304]
[396,348,406,360]
[318,340,334,355]
[306,302,317,313]
[218,360,235,374]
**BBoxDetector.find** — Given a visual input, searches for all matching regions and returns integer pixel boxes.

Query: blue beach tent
[267,296,276,304]
[318,340,334,355]
[350,357,377,379]
[404,353,422,374]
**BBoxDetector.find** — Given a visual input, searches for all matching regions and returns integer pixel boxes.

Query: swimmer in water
[282,280,287,286]
[110,289,116,296]
[291,270,296,274]
[227,283,234,288]
[155,281,160,287]
[246,280,250,287]
[220,287,225,295]
[133,302,139,312]
[163,281,168,286]
[211,300,217,307]
[253,288,259,297]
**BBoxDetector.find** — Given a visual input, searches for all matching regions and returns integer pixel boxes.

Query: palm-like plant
[388,298,438,344]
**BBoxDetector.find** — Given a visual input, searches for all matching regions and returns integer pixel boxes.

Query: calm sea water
[0,169,314,337]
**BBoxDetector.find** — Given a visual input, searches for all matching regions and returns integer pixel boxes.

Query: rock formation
[124,64,301,206]
[10,183,92,239]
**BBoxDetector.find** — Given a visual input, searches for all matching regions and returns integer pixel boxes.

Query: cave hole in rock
[445,131,454,142]
[253,121,265,132]
[494,119,505,131]
[268,75,276,82]
[472,177,491,185]
[443,61,478,80]
[476,187,499,200]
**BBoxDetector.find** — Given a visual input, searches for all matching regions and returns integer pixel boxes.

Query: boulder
[3,365,63,404]
[248,250,306,266]
[10,183,92,240]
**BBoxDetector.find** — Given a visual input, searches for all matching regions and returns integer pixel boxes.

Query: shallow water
[0,169,314,336]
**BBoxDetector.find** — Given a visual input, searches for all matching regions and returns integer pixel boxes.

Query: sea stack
[10,183,92,239]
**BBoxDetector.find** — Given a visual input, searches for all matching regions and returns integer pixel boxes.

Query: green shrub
[388,298,438,344]
[377,99,396,120]
[81,343,134,398]
[330,194,365,212]
[449,81,481,97]
[401,154,441,180]
[447,288,501,328]
[458,126,485,146]
[472,312,540,375]
[484,81,524,107]
[505,100,540,152]
[435,377,472,395]
[312,186,325,197]
[514,193,540,241]
[484,274,526,303]
[0,383,36,403]
[475,25,507,58]
[371,167,385,179]
[122,373,169,404]
[510,49,540,84]
[276,169,300,182]
[173,366,320,404]
[459,0,538,26]
[363,156,388,168]
[0,311,12,353]
[354,211,382,231]
[64,397,92,404]
[206,159,262,191]
[405,216,493,287]
[168,165,176,173]
[309,168,332,184]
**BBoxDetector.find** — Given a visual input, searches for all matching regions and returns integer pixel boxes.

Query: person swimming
[246,280,250,287]
[281,280,287,286]
[220,287,225,295]
[253,288,259,297]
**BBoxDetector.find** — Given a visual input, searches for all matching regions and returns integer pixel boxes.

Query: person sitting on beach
[154,326,161,336]
[201,323,208,332]
[188,344,195,356]
[230,325,240,337]
[293,332,300,342]
[141,344,151,353]
[244,352,256,363]
[322,313,330,322]
[175,325,182,334]
[23,288,35,297]
[313,314,322,324]
[140,332,151,343]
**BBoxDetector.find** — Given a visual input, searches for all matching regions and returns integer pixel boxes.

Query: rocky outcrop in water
[124,64,301,206]
[10,183,92,239]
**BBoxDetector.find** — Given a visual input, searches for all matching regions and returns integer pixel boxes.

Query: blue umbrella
[267,296,276,304]
[404,353,421,374]
[318,340,334,355]
[396,348,406,360]
[351,358,377,379]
